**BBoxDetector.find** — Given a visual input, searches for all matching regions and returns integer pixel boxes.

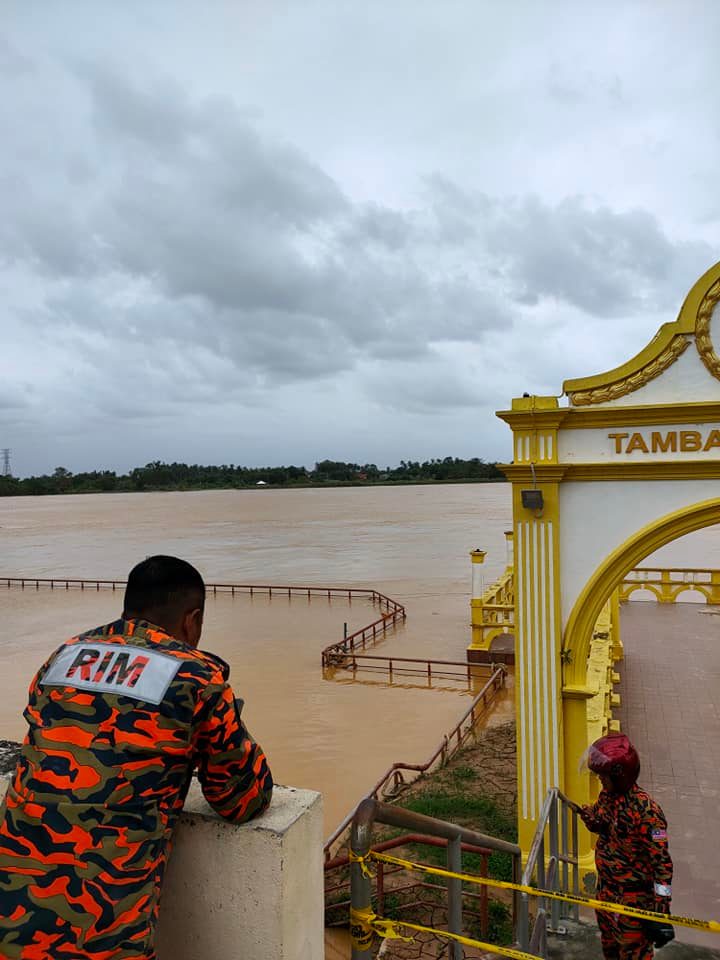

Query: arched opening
[621,584,663,603]
[562,498,720,690]
[672,586,711,603]
[560,499,720,941]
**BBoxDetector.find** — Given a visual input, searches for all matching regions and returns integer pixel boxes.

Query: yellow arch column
[498,397,566,854]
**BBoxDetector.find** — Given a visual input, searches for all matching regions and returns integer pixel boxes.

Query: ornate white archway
[496,261,720,859]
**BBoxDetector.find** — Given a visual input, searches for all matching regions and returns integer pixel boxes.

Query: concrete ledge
[158,781,324,960]
[0,772,324,960]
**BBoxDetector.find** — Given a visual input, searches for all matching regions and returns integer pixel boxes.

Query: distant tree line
[0,457,504,496]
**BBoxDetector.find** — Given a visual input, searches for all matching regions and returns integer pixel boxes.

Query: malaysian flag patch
[651,828,668,841]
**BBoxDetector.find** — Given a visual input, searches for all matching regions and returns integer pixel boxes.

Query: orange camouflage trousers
[596,888,655,960]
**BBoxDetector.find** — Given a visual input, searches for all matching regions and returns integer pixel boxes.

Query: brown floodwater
[0,485,516,834]
[1,482,715,830]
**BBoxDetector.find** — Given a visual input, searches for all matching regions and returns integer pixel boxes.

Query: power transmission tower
[1,449,10,477]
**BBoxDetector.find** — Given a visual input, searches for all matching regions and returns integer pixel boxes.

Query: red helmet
[587,733,640,793]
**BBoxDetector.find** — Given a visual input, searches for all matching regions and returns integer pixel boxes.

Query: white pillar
[470,549,486,599]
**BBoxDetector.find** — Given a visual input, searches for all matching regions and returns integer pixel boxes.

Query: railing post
[447,835,463,960]
[571,809,580,922]
[480,853,489,939]
[548,793,560,932]
[518,881,529,949]
[560,797,569,921]
[350,800,376,960]
[376,860,385,918]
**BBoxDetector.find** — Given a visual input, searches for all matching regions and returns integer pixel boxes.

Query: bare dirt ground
[396,720,517,822]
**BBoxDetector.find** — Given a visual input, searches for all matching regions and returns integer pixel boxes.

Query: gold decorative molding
[563,461,720,482]
[567,336,690,406]
[557,400,720,429]
[500,460,720,483]
[562,259,720,405]
[497,400,720,431]
[695,277,720,380]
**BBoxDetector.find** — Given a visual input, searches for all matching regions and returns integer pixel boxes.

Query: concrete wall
[0,775,324,960]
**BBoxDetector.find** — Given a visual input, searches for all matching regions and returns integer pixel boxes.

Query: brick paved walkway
[617,603,720,950]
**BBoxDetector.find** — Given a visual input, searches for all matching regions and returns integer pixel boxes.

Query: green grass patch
[401,789,516,841]
[449,765,478,782]
[474,899,513,945]
[394,788,516,883]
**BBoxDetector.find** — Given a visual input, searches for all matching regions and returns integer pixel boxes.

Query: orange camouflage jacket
[583,784,673,898]
[0,618,273,960]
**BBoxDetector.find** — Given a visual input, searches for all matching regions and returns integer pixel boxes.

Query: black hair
[123,555,205,622]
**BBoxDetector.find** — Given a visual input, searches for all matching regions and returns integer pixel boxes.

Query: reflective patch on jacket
[42,641,181,704]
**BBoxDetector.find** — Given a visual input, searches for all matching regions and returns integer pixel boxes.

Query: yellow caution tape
[349,906,543,959]
[349,904,381,950]
[348,848,720,936]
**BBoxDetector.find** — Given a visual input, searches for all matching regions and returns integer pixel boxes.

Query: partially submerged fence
[321,595,407,666]
[324,666,507,858]
[2,577,407,666]
[324,652,491,685]
[2,576,399,605]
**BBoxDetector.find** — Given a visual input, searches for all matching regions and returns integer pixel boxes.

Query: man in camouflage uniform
[580,733,673,959]
[0,555,273,959]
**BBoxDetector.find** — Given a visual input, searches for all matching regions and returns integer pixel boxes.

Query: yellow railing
[585,591,622,764]
[620,567,720,604]
[470,567,515,650]
[471,564,720,654]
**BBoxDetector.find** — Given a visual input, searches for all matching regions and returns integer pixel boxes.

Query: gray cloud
[1,2,720,474]
[4,61,514,394]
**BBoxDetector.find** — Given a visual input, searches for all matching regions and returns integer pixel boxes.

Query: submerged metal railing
[518,788,581,956]
[324,666,507,858]
[349,797,522,960]
[2,576,408,665]
[324,652,492,685]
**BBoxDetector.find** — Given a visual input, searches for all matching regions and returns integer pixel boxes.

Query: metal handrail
[321,601,407,666]
[323,666,506,856]
[350,797,522,960]
[325,652,495,685]
[1,576,394,602]
[518,788,580,956]
[325,832,493,938]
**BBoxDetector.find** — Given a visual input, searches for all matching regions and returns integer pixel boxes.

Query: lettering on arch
[608,429,720,455]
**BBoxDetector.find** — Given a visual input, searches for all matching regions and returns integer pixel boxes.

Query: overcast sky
[2,1,719,476]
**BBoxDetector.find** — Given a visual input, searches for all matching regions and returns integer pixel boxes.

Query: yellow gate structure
[490,261,720,874]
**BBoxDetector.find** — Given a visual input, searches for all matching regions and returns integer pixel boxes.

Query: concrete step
[547,921,720,960]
